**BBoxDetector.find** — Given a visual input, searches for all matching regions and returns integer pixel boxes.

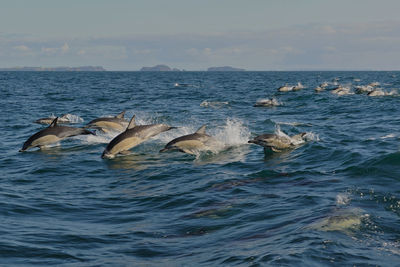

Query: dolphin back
[55,126,95,138]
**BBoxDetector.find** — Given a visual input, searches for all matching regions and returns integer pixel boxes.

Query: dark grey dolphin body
[101,115,175,159]
[248,132,306,152]
[86,111,128,132]
[20,118,95,152]
[159,125,220,155]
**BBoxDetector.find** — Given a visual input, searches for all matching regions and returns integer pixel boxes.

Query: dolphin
[159,125,221,155]
[278,84,294,92]
[20,117,95,152]
[86,111,128,132]
[253,98,280,107]
[292,82,304,91]
[307,208,364,233]
[101,115,175,159]
[248,132,306,152]
[35,114,72,124]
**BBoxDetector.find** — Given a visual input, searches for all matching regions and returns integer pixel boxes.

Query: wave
[275,121,312,127]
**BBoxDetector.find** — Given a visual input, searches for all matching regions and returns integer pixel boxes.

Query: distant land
[0,66,106,71]
[207,66,245,71]
[140,64,245,71]
[140,65,181,71]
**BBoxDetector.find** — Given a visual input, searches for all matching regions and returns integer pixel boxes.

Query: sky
[2,0,400,70]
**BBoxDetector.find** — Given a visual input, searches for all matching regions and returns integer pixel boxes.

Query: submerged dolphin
[20,118,95,152]
[248,132,306,152]
[86,111,128,132]
[102,115,175,159]
[35,114,73,124]
[160,125,221,155]
[307,208,364,233]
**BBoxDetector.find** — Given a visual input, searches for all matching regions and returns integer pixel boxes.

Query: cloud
[61,43,69,53]
[41,47,58,55]
[13,45,30,51]
[2,20,400,70]
[41,43,70,55]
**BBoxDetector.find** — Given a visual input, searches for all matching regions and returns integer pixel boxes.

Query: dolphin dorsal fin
[195,125,207,134]
[126,115,136,130]
[49,117,58,128]
[116,110,126,119]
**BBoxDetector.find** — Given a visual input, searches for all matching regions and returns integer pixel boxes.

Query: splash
[62,113,84,123]
[200,100,229,108]
[74,129,120,144]
[303,132,320,142]
[381,134,396,139]
[273,124,319,145]
[213,118,251,147]
[336,193,351,206]
[254,98,281,107]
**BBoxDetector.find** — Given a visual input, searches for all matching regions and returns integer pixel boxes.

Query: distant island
[140,65,181,71]
[207,66,245,71]
[0,66,106,71]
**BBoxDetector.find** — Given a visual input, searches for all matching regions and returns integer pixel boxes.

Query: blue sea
[1,71,400,266]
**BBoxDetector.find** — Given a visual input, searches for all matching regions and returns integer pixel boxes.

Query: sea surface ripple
[1,71,400,266]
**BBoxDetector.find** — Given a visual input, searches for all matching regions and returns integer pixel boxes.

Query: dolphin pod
[22,109,311,158]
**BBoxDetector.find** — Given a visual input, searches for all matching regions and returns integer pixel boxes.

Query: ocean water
[1,71,400,266]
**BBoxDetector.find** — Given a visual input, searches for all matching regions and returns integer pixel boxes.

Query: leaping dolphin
[86,111,128,132]
[20,117,95,152]
[159,125,221,155]
[35,114,73,124]
[101,115,175,159]
[248,132,306,152]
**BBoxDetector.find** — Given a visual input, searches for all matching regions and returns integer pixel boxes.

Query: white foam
[213,118,251,146]
[381,134,396,139]
[303,132,320,142]
[62,114,84,123]
[336,193,351,206]
[254,98,281,107]
[200,100,229,108]
[74,130,119,144]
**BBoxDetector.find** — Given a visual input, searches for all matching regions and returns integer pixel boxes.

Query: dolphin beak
[19,149,25,152]
[159,148,169,153]
[101,151,113,159]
